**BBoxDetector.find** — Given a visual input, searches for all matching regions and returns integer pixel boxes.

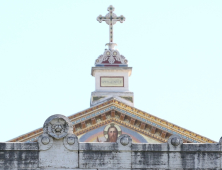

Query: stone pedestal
[38,114,79,169]
[91,67,134,107]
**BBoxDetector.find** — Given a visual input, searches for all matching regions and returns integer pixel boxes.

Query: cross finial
[97,5,126,44]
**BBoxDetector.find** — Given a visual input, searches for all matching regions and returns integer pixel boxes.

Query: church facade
[1,5,221,170]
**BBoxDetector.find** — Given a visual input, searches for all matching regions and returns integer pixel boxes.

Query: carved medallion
[43,114,73,139]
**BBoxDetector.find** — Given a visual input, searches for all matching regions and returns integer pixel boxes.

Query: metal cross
[97,5,125,43]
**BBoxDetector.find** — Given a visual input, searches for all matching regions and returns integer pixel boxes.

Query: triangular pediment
[77,120,161,144]
[9,98,215,143]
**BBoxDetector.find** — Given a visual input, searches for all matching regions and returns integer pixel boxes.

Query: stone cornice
[70,100,215,143]
[9,98,216,144]
[74,117,166,143]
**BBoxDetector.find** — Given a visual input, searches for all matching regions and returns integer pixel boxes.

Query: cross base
[105,43,117,50]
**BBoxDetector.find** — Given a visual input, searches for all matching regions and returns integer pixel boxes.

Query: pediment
[77,121,161,144]
[9,98,215,143]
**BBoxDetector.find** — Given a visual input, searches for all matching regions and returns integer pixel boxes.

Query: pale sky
[0,0,222,142]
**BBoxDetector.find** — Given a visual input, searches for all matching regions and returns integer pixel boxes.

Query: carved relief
[38,114,74,151]
[43,114,73,139]
[38,134,53,151]
[95,49,128,66]
[63,134,78,151]
[120,136,129,146]
[167,135,183,147]
[10,99,216,143]
[39,114,79,169]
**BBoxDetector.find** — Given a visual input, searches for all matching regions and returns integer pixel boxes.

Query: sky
[0,0,222,142]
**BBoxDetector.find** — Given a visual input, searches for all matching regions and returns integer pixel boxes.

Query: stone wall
[0,114,221,170]
[0,143,39,169]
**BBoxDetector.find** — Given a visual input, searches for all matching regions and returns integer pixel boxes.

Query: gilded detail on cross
[97,5,125,43]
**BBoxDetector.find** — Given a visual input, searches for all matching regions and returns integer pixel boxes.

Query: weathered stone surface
[36,169,97,170]
[132,150,221,169]
[0,142,39,150]
[80,151,131,169]
[38,134,53,151]
[39,114,79,169]
[63,134,78,151]
[182,143,220,152]
[1,138,220,170]
[39,139,78,169]
[132,143,168,152]
[43,114,73,140]
[132,151,168,169]
[79,134,132,169]
[1,115,222,170]
[0,142,39,170]
[97,169,130,170]
[131,135,221,169]
[0,150,39,170]
[79,134,132,151]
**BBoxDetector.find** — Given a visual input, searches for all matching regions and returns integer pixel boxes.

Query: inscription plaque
[100,77,124,87]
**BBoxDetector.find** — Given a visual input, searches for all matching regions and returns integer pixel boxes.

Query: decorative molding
[140,123,145,130]
[101,114,106,120]
[91,118,96,125]
[120,114,125,121]
[74,118,166,143]
[81,122,86,129]
[130,118,135,125]
[161,131,167,139]
[95,49,128,66]
[9,99,216,144]
[111,110,115,117]
[151,127,156,134]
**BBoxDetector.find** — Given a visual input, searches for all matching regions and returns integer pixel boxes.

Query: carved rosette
[43,114,73,139]
[95,49,128,66]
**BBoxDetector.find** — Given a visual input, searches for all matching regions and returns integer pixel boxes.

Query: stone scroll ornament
[38,114,77,150]
[95,5,128,67]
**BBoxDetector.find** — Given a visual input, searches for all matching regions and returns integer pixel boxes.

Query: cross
[97,5,125,43]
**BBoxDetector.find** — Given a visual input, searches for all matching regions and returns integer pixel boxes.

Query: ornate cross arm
[97,5,126,43]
